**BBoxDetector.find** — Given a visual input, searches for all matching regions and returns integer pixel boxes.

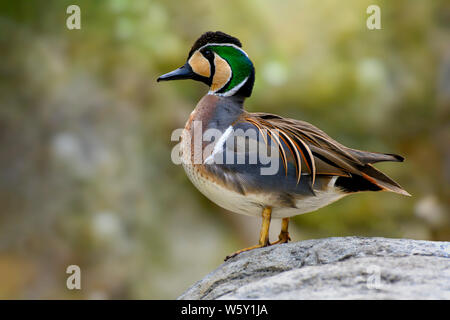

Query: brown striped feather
[277,130,302,184]
[266,128,288,176]
[243,111,409,196]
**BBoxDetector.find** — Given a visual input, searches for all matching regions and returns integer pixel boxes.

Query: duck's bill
[157,63,195,82]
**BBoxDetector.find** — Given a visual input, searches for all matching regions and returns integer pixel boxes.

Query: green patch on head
[208,45,254,94]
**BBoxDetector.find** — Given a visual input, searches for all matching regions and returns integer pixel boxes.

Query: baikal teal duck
[157,31,410,260]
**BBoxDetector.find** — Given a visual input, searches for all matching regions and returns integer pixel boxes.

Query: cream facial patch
[188,51,211,78]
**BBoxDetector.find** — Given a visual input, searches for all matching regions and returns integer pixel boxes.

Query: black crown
[189,31,242,58]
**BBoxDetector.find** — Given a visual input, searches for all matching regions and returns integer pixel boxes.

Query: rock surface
[178,237,450,299]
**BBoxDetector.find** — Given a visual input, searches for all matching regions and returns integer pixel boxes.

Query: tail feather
[335,163,410,196]
[346,148,404,164]
[358,164,410,196]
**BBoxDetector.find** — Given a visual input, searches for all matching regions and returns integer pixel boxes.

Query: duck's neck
[208,94,245,130]
[215,94,246,107]
[189,94,245,134]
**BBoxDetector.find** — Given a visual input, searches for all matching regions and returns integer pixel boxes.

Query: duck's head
[157,31,255,98]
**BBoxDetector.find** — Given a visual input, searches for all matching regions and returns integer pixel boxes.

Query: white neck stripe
[209,76,249,97]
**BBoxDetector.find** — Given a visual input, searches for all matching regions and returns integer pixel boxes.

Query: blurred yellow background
[0,0,448,299]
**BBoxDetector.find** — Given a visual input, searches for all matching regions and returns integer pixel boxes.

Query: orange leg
[225,207,272,260]
[270,218,291,245]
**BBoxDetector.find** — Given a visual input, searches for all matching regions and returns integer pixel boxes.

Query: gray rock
[178,237,450,300]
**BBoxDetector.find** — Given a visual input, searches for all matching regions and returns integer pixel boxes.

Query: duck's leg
[270,218,291,245]
[224,207,272,261]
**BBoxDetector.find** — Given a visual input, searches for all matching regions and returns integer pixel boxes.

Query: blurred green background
[0,0,449,299]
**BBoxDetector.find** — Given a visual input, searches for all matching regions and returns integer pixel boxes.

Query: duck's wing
[243,112,410,196]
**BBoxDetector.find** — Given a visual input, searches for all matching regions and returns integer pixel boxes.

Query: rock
[178,237,450,300]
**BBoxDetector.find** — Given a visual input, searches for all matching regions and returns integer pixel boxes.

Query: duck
[157,31,410,260]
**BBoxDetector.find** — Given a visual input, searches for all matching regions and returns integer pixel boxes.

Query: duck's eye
[202,49,213,58]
